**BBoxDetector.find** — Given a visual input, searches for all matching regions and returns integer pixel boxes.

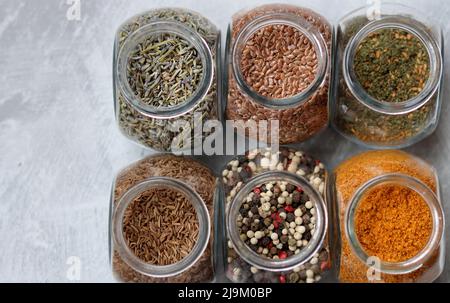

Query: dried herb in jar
[354,28,430,103]
[127,34,204,108]
[334,19,439,146]
[115,8,219,151]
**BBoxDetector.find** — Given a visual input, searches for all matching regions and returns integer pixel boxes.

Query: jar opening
[231,13,328,110]
[343,17,442,115]
[113,177,210,278]
[227,171,327,272]
[117,20,214,119]
[345,174,444,275]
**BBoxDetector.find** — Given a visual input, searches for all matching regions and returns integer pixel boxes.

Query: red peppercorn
[253,187,261,194]
[320,261,330,271]
[284,206,294,213]
[315,160,321,166]
[273,221,279,229]
[279,275,286,283]
[296,186,303,193]
[278,251,288,259]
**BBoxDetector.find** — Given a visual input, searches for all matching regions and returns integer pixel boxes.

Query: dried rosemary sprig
[127,34,204,108]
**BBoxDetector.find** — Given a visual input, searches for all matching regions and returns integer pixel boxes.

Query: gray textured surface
[0,0,448,283]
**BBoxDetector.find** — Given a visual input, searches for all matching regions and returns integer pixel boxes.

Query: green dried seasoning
[354,28,430,102]
[334,19,439,146]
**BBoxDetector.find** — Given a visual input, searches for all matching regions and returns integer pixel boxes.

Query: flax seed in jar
[225,4,332,144]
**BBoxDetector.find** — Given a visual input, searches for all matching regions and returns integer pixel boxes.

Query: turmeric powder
[334,150,439,283]
[355,184,432,263]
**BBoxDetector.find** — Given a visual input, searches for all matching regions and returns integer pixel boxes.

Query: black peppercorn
[286,213,295,223]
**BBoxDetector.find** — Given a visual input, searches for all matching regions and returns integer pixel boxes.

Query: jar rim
[231,12,329,110]
[116,20,214,119]
[343,16,443,115]
[345,173,445,275]
[112,177,211,278]
[227,171,328,272]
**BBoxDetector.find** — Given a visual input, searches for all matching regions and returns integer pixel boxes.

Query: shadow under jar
[113,8,220,152]
[221,147,331,283]
[332,3,444,148]
[331,150,445,283]
[225,4,332,145]
[110,154,218,282]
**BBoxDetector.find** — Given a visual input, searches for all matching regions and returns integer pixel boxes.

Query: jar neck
[112,177,210,278]
[116,20,214,119]
[227,171,328,272]
[343,16,442,115]
[345,174,444,275]
[231,12,328,110]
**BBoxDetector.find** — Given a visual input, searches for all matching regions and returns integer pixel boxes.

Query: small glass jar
[332,3,443,148]
[225,4,332,145]
[220,147,331,283]
[113,8,220,152]
[331,150,445,283]
[110,154,218,282]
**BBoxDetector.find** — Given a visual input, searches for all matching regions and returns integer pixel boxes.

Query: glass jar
[331,150,445,283]
[220,147,331,283]
[113,8,220,152]
[110,154,218,282]
[225,4,332,145]
[332,3,443,148]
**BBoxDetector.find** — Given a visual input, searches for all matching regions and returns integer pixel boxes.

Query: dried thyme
[127,34,204,108]
[354,28,430,102]
[115,8,219,151]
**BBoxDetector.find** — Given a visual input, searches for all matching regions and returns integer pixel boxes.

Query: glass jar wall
[110,154,218,282]
[220,147,331,283]
[332,3,444,148]
[113,8,220,152]
[331,150,445,283]
[225,4,332,145]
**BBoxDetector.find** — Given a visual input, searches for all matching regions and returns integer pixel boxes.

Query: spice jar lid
[343,16,442,115]
[231,12,329,110]
[345,173,445,275]
[227,171,328,272]
[117,20,214,119]
[112,177,211,278]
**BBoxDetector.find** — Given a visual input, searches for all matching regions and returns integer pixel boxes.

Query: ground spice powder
[354,184,432,263]
[334,150,438,283]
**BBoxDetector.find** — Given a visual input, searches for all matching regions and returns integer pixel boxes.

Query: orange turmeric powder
[355,184,432,263]
[334,150,438,283]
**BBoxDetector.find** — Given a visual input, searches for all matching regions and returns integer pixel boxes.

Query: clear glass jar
[109,154,218,282]
[332,3,443,148]
[113,8,220,152]
[331,150,445,283]
[225,4,332,145]
[220,147,331,283]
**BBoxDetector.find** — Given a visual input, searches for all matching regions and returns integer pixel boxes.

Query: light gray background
[0,0,448,283]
